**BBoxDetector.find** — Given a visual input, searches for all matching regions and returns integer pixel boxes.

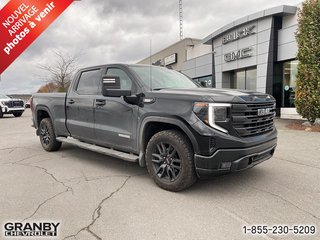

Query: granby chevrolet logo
[3,222,60,237]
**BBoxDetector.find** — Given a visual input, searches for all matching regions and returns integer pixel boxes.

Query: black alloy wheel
[146,130,197,191]
[152,142,181,182]
[40,124,51,146]
[39,118,62,151]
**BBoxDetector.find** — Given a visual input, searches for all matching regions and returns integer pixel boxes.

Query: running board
[56,137,138,163]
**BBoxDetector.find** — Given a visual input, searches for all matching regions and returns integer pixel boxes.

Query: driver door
[94,67,138,152]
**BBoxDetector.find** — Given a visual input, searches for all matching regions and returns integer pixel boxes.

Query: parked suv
[32,64,277,191]
[0,94,25,118]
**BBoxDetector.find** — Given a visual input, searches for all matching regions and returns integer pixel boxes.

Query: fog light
[221,162,232,169]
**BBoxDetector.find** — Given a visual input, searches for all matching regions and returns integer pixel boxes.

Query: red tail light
[30,97,33,111]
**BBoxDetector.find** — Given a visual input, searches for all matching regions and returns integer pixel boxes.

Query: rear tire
[146,130,197,192]
[39,118,62,151]
[13,111,23,117]
[0,109,3,118]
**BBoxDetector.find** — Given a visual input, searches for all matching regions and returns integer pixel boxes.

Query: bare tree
[37,82,57,93]
[39,51,80,92]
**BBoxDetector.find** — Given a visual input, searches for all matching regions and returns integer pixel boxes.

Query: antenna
[149,39,153,91]
[179,0,183,40]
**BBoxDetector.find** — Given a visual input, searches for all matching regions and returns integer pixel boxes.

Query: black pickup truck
[31,64,277,191]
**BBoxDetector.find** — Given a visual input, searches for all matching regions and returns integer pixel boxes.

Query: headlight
[193,102,231,133]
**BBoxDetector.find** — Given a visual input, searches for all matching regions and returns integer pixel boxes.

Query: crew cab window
[76,69,101,95]
[106,68,132,90]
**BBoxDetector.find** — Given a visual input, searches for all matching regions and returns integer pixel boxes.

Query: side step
[56,137,138,163]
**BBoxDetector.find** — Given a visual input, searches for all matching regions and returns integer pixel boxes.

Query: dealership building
[138,5,300,118]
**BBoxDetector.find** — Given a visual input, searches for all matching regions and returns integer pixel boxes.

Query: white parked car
[0,94,25,118]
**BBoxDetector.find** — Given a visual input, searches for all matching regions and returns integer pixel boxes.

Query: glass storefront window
[231,67,257,90]
[193,75,213,88]
[283,60,298,108]
[233,71,245,89]
[246,68,257,90]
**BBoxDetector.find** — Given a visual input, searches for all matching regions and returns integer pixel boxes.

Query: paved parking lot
[0,109,319,240]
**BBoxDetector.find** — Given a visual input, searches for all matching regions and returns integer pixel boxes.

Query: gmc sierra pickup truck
[0,94,25,118]
[31,64,277,191]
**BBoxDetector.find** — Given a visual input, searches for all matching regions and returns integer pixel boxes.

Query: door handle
[68,99,75,104]
[95,99,106,107]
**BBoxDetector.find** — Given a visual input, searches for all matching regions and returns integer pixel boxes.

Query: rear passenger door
[66,68,102,142]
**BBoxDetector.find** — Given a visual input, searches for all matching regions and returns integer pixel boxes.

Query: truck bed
[32,93,69,137]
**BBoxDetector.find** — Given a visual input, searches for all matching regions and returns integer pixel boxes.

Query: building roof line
[202,5,297,44]
[137,37,201,63]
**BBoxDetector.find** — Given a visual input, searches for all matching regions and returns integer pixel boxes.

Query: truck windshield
[130,66,199,90]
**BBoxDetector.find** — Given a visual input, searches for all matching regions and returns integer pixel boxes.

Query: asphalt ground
[0,109,319,240]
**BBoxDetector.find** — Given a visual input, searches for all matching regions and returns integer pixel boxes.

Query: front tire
[13,111,23,117]
[0,109,3,118]
[146,130,197,191]
[39,118,62,151]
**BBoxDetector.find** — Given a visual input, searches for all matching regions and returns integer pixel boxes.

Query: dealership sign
[164,53,177,66]
[0,0,74,74]
[222,25,256,45]
[224,47,253,62]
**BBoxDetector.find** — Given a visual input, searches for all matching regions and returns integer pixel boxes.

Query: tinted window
[77,69,101,95]
[106,68,132,90]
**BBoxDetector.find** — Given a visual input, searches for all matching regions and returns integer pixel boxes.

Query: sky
[0,0,301,94]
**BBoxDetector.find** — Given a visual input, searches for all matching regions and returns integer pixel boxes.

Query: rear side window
[76,69,101,95]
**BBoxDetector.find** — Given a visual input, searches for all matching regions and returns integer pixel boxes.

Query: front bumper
[1,106,25,113]
[195,137,277,178]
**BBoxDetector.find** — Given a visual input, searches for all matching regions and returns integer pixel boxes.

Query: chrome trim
[118,134,131,139]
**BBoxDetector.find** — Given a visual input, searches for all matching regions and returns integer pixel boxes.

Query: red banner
[0,0,74,74]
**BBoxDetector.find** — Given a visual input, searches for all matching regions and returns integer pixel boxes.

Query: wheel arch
[34,106,55,135]
[138,116,198,167]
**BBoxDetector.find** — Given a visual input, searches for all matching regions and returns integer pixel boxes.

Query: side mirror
[102,75,131,97]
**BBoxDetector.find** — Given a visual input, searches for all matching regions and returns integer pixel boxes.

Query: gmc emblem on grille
[258,108,272,116]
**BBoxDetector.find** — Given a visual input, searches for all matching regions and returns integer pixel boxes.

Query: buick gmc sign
[224,47,253,62]
[222,25,256,45]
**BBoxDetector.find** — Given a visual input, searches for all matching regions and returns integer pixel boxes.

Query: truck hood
[151,88,274,103]
[0,98,23,102]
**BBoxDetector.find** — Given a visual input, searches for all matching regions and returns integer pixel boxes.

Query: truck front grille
[13,101,24,107]
[3,101,24,108]
[3,101,11,107]
[231,102,276,137]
